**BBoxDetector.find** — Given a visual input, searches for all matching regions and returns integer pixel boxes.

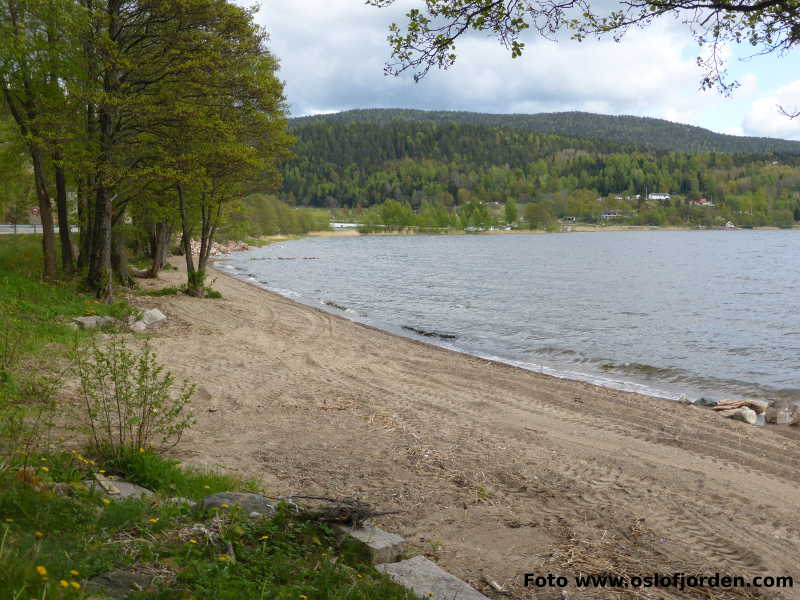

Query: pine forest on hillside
[279,117,800,230]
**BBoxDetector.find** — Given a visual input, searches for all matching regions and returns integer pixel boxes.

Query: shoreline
[135,260,800,599]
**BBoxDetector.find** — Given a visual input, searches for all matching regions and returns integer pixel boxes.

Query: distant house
[561,216,577,223]
[648,192,671,201]
[689,198,714,207]
[600,210,623,220]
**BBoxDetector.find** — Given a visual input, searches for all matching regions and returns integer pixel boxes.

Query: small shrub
[76,338,195,455]
[142,287,180,297]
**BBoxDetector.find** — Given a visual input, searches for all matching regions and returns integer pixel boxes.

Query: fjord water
[221,231,800,402]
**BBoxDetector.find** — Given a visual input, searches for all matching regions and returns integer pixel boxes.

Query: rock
[717,406,758,425]
[129,320,147,333]
[141,308,166,327]
[72,316,122,329]
[333,524,405,564]
[765,399,800,425]
[84,473,153,500]
[377,556,490,600]
[198,492,275,516]
[85,569,157,598]
[692,397,718,408]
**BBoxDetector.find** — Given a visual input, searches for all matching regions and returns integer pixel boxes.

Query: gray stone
[84,474,153,500]
[141,308,167,327]
[129,320,147,333]
[377,556,490,600]
[334,524,405,564]
[85,569,156,598]
[198,492,275,516]
[72,315,122,329]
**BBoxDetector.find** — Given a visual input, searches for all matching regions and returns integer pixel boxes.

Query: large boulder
[717,406,758,425]
[141,308,167,327]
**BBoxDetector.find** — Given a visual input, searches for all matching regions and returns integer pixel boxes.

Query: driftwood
[712,399,769,414]
[287,495,402,529]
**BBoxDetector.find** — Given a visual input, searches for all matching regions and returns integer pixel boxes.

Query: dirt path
[136,261,800,599]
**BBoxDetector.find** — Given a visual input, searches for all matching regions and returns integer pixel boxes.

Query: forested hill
[280,117,800,228]
[289,109,800,155]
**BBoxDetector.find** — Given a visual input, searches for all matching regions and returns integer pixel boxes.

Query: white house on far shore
[648,192,671,201]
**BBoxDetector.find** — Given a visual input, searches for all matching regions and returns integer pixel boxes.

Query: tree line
[1,0,293,299]
[290,109,800,156]
[281,121,800,229]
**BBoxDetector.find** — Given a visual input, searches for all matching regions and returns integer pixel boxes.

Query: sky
[254,0,800,141]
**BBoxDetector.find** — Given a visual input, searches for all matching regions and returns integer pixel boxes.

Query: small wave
[533,346,579,358]
[401,325,458,340]
[600,362,684,379]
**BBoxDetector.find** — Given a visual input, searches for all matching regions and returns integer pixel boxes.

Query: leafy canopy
[368,0,800,95]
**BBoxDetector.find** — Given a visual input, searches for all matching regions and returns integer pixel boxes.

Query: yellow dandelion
[148,518,158,524]
[203,485,210,489]
[59,580,69,588]
[35,531,45,538]
[138,447,144,453]
[58,436,64,441]
[259,535,269,541]
[5,518,13,523]
[40,466,49,472]
[40,457,47,462]
[99,469,106,474]
[300,595,308,600]
[220,504,229,508]
[69,570,79,576]
[218,555,229,562]
[189,539,198,544]
[35,566,47,577]
[70,582,81,590]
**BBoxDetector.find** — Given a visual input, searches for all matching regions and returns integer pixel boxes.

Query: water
[220,231,800,402]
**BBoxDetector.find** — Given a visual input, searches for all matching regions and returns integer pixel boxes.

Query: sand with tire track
[135,259,800,599]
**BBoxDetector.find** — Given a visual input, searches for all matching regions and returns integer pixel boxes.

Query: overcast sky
[254,0,800,140]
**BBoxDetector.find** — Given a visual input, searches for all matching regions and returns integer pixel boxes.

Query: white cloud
[253,0,757,131]
[741,81,800,139]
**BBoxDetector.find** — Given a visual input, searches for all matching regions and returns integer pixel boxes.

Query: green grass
[0,450,418,600]
[0,236,132,361]
[140,287,181,297]
[94,447,254,501]
[0,236,419,600]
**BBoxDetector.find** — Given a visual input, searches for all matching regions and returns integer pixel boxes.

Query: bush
[76,338,195,455]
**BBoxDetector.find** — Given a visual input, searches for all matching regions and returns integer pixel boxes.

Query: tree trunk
[87,185,113,301]
[147,221,171,277]
[177,182,202,295]
[76,176,92,268]
[30,148,58,281]
[53,157,75,273]
[111,225,134,287]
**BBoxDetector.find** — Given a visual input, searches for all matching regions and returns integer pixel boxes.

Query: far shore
[262,223,796,243]
[133,257,800,599]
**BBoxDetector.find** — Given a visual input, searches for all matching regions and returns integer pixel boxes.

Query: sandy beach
[135,259,800,599]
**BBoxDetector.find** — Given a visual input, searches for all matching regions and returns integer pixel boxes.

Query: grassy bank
[0,236,417,600]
